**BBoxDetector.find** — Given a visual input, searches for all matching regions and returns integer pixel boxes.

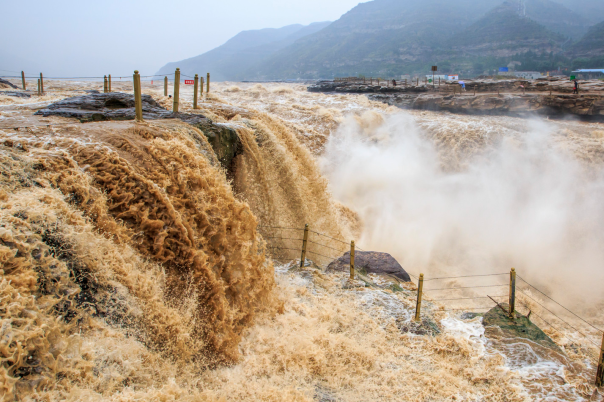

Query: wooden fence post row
[133,70,143,122]
[415,274,424,322]
[597,333,604,387]
[173,68,180,113]
[193,74,199,109]
[300,224,309,267]
[350,241,355,280]
[509,268,516,319]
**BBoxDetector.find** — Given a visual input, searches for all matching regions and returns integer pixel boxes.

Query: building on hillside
[513,71,543,79]
[572,69,604,79]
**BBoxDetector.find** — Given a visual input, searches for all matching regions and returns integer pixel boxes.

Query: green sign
[570,75,576,80]
[428,79,433,83]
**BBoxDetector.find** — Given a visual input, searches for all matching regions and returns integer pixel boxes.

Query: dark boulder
[327,251,411,282]
[0,78,18,89]
[34,92,242,170]
[0,91,31,98]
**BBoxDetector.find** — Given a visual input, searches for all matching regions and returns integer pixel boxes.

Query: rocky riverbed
[308,79,604,120]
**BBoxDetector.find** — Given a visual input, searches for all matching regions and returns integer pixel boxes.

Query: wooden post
[104,75,108,93]
[596,333,604,387]
[200,76,204,95]
[207,72,210,93]
[509,268,516,319]
[40,73,44,94]
[415,274,424,322]
[350,241,355,280]
[164,76,168,96]
[173,68,180,113]
[300,224,309,268]
[193,74,199,109]
[37,79,41,96]
[21,71,26,90]
[108,74,111,92]
[133,70,143,122]
[474,85,476,97]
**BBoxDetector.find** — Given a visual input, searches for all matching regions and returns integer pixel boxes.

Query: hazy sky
[1,0,362,78]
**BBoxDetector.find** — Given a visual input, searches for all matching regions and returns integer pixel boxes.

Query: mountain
[156,22,331,81]
[553,0,604,24]
[525,0,590,39]
[450,1,566,57]
[251,0,577,79]
[252,0,504,79]
[572,21,604,58]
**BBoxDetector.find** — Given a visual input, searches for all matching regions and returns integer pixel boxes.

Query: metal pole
[164,76,168,96]
[207,72,210,93]
[108,74,111,92]
[596,333,604,387]
[173,68,180,113]
[193,74,199,109]
[104,75,108,93]
[509,268,516,319]
[300,224,309,268]
[21,71,26,90]
[40,73,44,94]
[415,274,424,322]
[133,70,143,122]
[350,241,355,280]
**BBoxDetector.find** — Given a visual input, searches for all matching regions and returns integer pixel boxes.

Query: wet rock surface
[369,93,604,119]
[0,91,31,98]
[327,251,411,282]
[0,78,19,89]
[483,303,560,351]
[34,92,242,169]
[308,80,427,94]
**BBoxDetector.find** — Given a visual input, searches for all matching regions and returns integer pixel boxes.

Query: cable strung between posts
[308,230,350,245]
[263,236,302,242]
[259,225,305,231]
[516,301,600,362]
[435,296,507,301]
[306,250,338,261]
[516,289,601,347]
[0,122,80,130]
[425,284,507,291]
[423,273,509,281]
[517,275,604,334]
[267,246,301,253]
[306,239,347,253]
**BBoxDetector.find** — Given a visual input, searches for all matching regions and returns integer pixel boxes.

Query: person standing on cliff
[573,79,579,95]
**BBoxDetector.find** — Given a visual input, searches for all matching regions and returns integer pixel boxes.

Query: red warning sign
[185,80,194,85]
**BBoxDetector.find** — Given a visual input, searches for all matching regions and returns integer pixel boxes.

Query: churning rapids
[1,80,604,401]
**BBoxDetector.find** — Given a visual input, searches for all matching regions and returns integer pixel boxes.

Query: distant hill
[572,21,604,58]
[252,0,504,79]
[157,0,603,80]
[156,22,331,81]
[526,0,590,39]
[450,1,566,56]
[553,0,604,24]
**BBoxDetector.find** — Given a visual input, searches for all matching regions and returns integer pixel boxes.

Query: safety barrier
[259,224,360,279]
[411,268,604,386]
[260,223,603,385]
[1,69,212,127]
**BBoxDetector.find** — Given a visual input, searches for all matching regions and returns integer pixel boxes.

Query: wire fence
[259,224,603,378]
[259,224,353,271]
